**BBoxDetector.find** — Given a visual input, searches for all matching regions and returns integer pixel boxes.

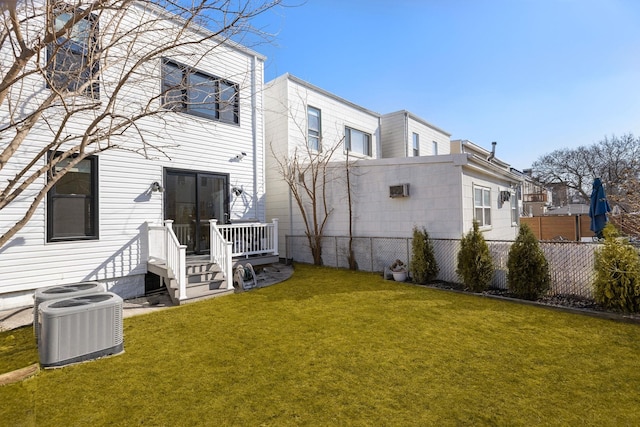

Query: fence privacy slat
[521,214,595,241]
[286,235,601,299]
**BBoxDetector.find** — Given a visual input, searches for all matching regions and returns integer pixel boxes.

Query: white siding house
[264,74,381,255]
[0,2,270,309]
[264,74,522,263]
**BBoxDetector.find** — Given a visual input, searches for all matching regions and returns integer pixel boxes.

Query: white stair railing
[209,219,233,289]
[164,220,187,300]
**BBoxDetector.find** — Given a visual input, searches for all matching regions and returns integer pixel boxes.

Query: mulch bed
[419,280,640,324]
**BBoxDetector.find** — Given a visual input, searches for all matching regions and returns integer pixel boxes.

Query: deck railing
[147,220,187,300]
[148,219,279,297]
[215,219,279,258]
[164,220,187,300]
[209,219,233,289]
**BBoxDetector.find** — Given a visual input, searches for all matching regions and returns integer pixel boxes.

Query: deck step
[148,258,231,305]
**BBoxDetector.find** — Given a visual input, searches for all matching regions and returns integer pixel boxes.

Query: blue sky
[249,0,640,171]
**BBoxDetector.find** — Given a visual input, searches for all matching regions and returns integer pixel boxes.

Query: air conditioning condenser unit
[38,292,123,368]
[34,282,105,345]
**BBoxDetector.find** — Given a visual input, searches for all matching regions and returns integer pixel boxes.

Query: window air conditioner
[38,292,123,368]
[389,183,410,198]
[34,282,105,345]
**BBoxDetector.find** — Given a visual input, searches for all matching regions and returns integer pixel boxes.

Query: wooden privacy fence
[286,235,599,299]
[521,214,595,241]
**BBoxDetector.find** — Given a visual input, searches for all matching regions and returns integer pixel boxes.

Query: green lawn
[2,264,640,426]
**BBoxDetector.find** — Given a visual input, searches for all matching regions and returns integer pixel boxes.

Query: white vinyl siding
[380,111,451,159]
[0,3,265,305]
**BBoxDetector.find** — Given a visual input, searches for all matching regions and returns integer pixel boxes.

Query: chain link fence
[286,235,600,299]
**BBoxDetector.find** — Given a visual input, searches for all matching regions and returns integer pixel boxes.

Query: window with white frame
[511,189,519,225]
[161,60,239,124]
[474,185,491,227]
[345,127,372,156]
[432,141,438,155]
[47,6,100,98]
[307,106,321,151]
[412,133,419,156]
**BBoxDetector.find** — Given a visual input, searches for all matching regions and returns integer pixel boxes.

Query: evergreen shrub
[410,226,439,284]
[456,221,494,292]
[507,223,551,300]
[594,224,640,312]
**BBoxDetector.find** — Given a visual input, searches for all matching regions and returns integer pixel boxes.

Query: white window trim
[510,189,519,226]
[473,185,492,228]
[307,106,321,152]
[412,132,419,156]
[344,126,372,157]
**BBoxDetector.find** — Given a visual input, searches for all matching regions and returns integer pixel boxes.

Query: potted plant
[389,259,408,282]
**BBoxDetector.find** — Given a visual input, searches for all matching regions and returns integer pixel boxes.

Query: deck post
[272,218,279,256]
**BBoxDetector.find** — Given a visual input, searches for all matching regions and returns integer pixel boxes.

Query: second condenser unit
[33,282,105,344]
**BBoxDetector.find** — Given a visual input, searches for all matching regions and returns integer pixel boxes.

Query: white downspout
[251,55,259,220]
[404,111,408,157]
[376,115,382,158]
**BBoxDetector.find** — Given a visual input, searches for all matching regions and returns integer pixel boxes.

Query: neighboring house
[264,73,381,255]
[264,74,522,260]
[519,171,552,216]
[0,2,275,310]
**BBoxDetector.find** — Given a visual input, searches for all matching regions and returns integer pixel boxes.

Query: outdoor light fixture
[235,152,247,161]
[151,181,164,192]
[232,186,243,196]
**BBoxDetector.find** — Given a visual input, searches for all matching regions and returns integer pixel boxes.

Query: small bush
[594,224,640,312]
[456,221,494,292]
[410,226,439,284]
[507,224,551,300]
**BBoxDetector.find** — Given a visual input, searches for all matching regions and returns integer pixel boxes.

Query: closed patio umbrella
[589,177,611,239]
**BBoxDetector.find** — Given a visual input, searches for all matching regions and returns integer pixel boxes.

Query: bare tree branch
[0,0,282,247]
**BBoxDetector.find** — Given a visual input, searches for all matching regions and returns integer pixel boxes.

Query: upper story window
[474,185,491,227]
[161,60,239,124]
[307,106,321,151]
[47,6,100,98]
[412,133,419,156]
[47,154,99,242]
[345,127,372,156]
[432,141,438,155]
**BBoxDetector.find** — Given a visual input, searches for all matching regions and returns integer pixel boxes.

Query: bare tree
[271,138,342,266]
[609,174,640,238]
[0,0,280,248]
[531,134,640,201]
[345,149,357,270]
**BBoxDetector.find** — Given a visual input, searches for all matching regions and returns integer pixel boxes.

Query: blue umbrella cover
[589,178,611,239]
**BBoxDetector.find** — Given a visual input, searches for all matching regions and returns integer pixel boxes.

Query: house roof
[267,73,381,118]
[136,0,266,61]
[381,110,451,136]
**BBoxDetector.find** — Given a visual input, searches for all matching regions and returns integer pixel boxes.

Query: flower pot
[392,271,407,282]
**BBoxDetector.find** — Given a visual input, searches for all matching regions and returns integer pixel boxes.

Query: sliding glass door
[165,169,229,254]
